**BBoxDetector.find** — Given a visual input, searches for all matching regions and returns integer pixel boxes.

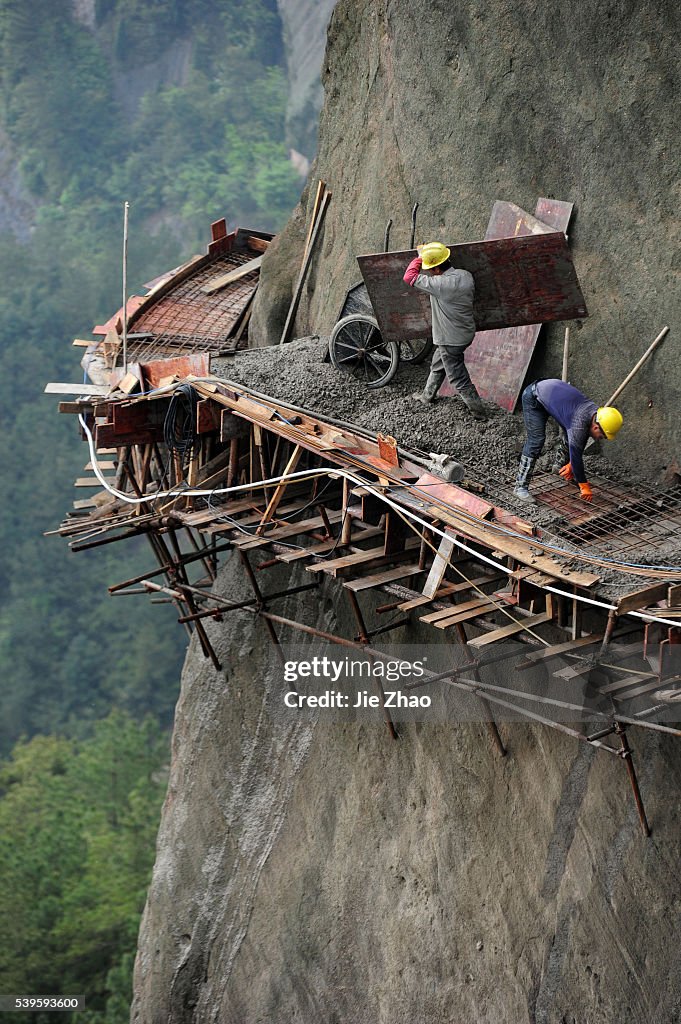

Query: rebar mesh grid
[451,462,681,588]
[125,251,258,361]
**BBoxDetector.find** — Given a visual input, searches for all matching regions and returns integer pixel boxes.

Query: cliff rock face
[252,0,681,480]
[0,127,36,242]
[277,0,336,157]
[132,555,681,1023]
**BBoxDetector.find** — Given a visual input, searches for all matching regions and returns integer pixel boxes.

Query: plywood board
[440,199,575,410]
[357,229,587,345]
[466,610,552,647]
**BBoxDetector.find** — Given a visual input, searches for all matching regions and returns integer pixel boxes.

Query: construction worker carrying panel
[403,242,486,419]
[514,378,623,503]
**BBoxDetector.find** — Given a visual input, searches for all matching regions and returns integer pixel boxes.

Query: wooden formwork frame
[54,378,681,836]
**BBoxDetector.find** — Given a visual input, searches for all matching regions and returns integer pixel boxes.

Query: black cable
[164,383,199,463]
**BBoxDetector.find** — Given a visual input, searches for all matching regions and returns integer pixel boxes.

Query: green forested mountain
[0,1,305,1017]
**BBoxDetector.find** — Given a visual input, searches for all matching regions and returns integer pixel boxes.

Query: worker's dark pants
[424,344,475,398]
[521,383,550,459]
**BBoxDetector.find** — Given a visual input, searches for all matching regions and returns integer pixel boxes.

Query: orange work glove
[558,463,574,481]
[578,482,593,501]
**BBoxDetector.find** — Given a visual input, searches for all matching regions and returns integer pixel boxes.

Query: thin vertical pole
[561,326,570,382]
[123,200,130,373]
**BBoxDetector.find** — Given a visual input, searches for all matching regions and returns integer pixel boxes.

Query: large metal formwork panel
[357,224,587,409]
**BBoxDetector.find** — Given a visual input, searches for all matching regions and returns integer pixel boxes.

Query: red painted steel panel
[439,199,575,410]
[414,473,494,519]
[357,230,587,349]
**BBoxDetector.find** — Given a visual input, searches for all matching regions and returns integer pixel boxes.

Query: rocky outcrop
[277,0,337,157]
[252,0,681,481]
[0,127,36,242]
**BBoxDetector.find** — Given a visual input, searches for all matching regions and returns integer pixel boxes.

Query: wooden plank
[59,401,94,414]
[422,532,456,598]
[357,230,588,344]
[201,256,263,295]
[306,538,419,577]
[275,526,383,563]
[199,500,308,536]
[430,600,498,629]
[256,445,303,532]
[420,596,494,625]
[616,582,669,614]
[172,497,265,526]
[196,398,221,434]
[668,584,681,607]
[515,570,559,587]
[279,190,331,345]
[85,461,116,471]
[75,477,117,487]
[398,575,502,611]
[116,370,141,395]
[439,199,575,410]
[45,382,110,396]
[429,505,600,588]
[344,565,424,592]
[234,510,343,551]
[95,423,162,447]
[303,180,326,254]
[493,508,536,535]
[515,633,603,669]
[467,611,553,647]
[245,235,270,253]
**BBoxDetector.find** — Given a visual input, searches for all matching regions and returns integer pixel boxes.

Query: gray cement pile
[213,337,681,598]
[214,336,629,508]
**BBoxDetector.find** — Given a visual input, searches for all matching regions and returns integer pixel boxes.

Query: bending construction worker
[514,378,623,503]
[403,242,486,419]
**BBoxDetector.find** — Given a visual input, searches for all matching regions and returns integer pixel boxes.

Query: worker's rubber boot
[513,455,537,503]
[414,369,445,405]
[459,388,488,420]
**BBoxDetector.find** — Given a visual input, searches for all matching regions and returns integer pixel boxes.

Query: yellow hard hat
[418,241,450,270]
[596,406,623,440]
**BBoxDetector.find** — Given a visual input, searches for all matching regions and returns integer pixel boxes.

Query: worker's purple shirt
[535,379,597,483]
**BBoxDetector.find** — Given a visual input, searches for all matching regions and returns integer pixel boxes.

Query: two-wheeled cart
[328,204,433,388]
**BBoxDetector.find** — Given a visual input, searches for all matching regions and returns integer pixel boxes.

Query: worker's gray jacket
[412,267,476,348]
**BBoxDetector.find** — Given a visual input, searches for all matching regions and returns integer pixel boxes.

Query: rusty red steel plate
[413,473,494,519]
[357,228,586,347]
[438,199,575,410]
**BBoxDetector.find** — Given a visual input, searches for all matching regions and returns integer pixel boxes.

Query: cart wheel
[399,337,433,364]
[329,315,399,389]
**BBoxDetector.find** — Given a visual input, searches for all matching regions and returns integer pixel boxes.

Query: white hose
[78,414,681,631]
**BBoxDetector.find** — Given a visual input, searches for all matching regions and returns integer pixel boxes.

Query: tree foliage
[0,0,306,1016]
[0,713,168,1022]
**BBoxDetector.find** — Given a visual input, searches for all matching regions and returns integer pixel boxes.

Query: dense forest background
[0,1,311,1019]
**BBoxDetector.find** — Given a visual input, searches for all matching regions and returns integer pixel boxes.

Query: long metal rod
[615,723,651,837]
[453,621,507,758]
[122,201,129,373]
